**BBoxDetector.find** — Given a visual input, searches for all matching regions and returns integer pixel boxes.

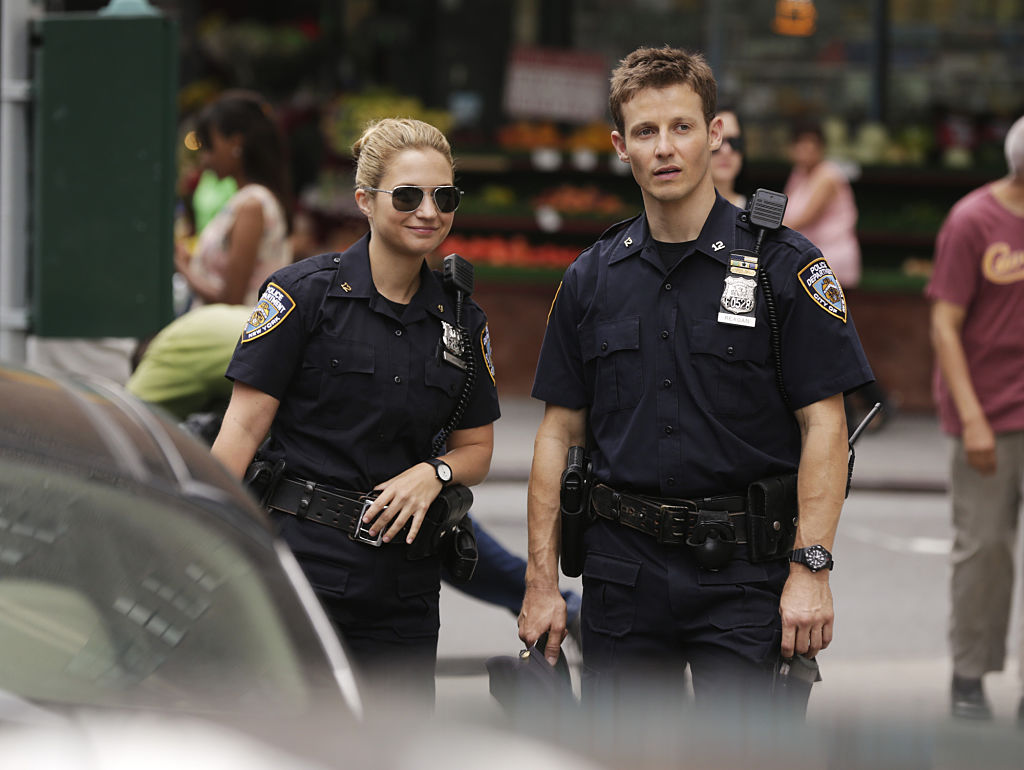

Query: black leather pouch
[244,457,285,507]
[406,483,474,562]
[444,516,478,582]
[746,472,798,562]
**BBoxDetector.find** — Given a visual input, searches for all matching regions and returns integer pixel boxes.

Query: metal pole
[869,0,889,123]
[705,0,724,80]
[0,0,39,363]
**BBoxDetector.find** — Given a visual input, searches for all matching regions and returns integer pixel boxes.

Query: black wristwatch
[790,544,834,572]
[425,457,453,485]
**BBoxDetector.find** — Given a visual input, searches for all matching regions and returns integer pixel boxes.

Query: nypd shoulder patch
[480,324,496,385]
[242,282,296,342]
[797,258,847,323]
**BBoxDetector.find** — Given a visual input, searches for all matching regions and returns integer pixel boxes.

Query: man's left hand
[779,567,834,658]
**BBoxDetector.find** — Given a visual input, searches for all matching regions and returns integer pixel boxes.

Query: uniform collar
[609,194,741,268]
[327,234,374,299]
[692,193,742,266]
[326,234,458,326]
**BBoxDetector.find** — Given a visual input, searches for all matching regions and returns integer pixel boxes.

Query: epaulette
[273,251,342,284]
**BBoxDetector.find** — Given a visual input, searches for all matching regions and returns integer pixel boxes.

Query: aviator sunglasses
[360,185,463,213]
[713,135,745,154]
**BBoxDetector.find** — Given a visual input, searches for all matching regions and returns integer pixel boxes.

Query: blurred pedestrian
[783,118,892,431]
[927,113,1024,723]
[783,119,861,286]
[210,118,500,712]
[127,303,250,424]
[519,45,873,716]
[175,91,293,308]
[710,107,747,208]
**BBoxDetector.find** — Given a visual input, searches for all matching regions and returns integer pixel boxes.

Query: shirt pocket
[418,358,466,437]
[582,316,643,415]
[307,337,376,405]
[689,319,771,417]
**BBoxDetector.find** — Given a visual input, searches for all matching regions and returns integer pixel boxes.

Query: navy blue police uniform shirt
[533,194,874,499]
[226,234,500,491]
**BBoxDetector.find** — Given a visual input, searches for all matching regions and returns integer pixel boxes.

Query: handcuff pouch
[746,472,798,562]
[685,511,737,571]
[406,484,476,575]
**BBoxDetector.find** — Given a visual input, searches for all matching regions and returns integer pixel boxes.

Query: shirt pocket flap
[583,316,641,362]
[309,338,375,375]
[424,358,463,396]
[582,551,641,587]
[690,318,769,364]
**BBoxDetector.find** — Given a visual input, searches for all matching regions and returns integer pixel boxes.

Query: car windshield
[0,458,328,714]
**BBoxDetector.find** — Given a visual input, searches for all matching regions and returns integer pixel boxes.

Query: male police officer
[518,46,873,711]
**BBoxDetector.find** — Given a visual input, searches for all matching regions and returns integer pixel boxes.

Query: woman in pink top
[784,119,893,430]
[783,121,861,287]
[175,91,293,307]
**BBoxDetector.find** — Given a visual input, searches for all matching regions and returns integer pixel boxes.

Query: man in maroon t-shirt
[927,113,1024,723]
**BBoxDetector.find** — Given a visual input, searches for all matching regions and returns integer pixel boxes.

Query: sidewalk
[488,396,951,493]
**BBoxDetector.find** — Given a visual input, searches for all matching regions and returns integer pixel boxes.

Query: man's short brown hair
[609,46,717,134]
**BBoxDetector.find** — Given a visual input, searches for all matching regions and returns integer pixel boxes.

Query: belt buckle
[353,497,384,547]
[659,500,696,543]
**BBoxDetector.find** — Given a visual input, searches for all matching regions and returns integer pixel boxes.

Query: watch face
[805,545,828,570]
[436,462,452,482]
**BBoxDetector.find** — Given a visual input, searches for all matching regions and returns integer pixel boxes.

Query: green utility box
[31,12,177,337]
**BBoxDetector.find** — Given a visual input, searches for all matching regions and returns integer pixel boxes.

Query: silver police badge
[720,275,756,314]
[441,320,468,370]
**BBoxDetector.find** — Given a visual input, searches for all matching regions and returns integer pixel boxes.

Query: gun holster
[746,472,798,563]
[406,484,477,580]
[244,458,286,507]
[559,446,592,579]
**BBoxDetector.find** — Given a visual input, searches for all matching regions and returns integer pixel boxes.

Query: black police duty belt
[590,483,748,546]
[266,476,399,547]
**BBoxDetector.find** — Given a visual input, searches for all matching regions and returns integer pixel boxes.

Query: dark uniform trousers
[580,519,788,714]
[272,511,442,711]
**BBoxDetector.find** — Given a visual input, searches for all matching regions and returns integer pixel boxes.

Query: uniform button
[394,376,402,384]
[664,425,673,434]
[600,342,608,351]
[330,359,339,368]
[664,283,672,291]
[661,330,669,339]
[727,346,735,355]
[333,256,340,263]
[663,378,672,388]
[667,477,676,487]
[395,329,403,337]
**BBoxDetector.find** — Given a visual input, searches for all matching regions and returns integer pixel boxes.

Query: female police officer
[211,118,500,710]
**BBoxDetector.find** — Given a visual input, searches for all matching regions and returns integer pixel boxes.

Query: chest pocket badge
[718,249,759,328]
[440,320,468,370]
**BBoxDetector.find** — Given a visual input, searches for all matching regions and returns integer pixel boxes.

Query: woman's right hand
[361,462,444,545]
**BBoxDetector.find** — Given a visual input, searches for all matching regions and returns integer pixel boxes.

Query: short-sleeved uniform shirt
[925,184,1024,436]
[533,194,874,499]
[227,234,501,491]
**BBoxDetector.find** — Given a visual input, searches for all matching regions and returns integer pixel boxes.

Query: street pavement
[434,397,1024,752]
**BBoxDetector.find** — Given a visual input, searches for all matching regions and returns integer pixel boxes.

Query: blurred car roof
[0,363,362,726]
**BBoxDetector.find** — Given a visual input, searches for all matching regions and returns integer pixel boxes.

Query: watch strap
[425,457,452,484]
